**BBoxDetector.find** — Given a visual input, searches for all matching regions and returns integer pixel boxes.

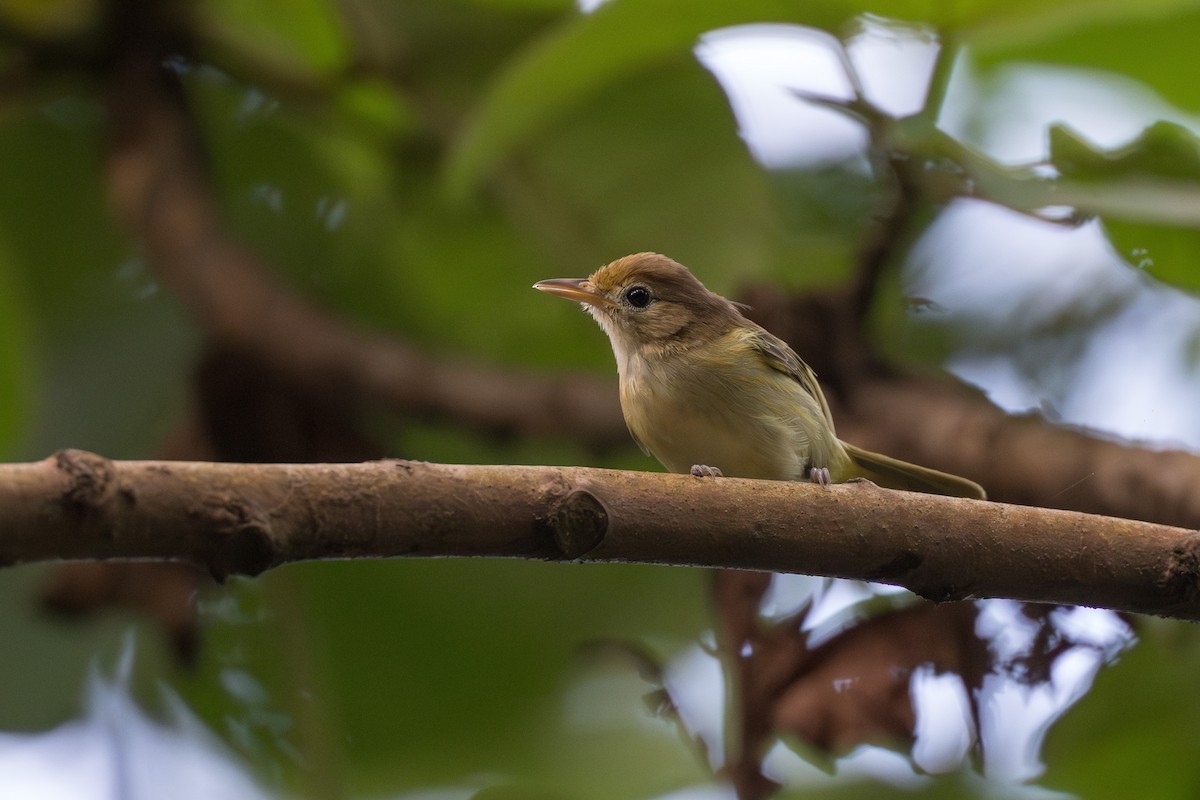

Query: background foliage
[3,0,1200,797]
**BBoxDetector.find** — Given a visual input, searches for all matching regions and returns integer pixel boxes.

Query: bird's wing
[747,328,837,430]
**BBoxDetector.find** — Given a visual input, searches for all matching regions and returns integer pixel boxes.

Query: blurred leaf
[970,6,1200,109]
[771,603,985,758]
[277,559,710,795]
[950,0,1200,51]
[41,563,203,664]
[0,235,31,458]
[465,0,574,10]
[1050,122,1200,291]
[180,577,304,785]
[191,37,787,369]
[444,0,855,198]
[0,565,177,733]
[1051,120,1200,182]
[511,52,784,283]
[343,3,559,112]
[471,786,570,800]
[1043,625,1200,798]
[0,96,122,329]
[187,67,402,308]
[333,78,418,142]
[445,0,1200,197]
[197,0,350,78]
[766,164,876,289]
[0,96,194,459]
[1099,221,1200,294]
[0,0,99,39]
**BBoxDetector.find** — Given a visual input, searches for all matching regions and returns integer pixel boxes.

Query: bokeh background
[3,0,1200,798]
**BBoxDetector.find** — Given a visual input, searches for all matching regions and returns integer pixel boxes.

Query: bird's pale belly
[654,413,800,479]
[623,389,808,480]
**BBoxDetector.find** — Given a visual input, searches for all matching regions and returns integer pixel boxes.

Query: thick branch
[5,451,1200,621]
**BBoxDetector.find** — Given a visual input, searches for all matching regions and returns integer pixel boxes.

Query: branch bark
[6,450,1200,621]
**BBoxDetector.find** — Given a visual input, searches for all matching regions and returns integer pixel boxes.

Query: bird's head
[534,252,743,356]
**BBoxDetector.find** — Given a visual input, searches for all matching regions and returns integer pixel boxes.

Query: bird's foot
[809,467,832,488]
[690,464,724,478]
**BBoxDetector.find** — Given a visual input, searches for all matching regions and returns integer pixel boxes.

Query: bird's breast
[618,350,820,480]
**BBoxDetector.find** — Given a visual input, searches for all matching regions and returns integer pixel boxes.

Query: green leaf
[1042,626,1200,798]
[1107,223,1200,293]
[444,0,855,198]
[0,235,31,458]
[950,0,1200,52]
[444,0,1200,198]
[1051,121,1200,183]
[510,53,784,283]
[0,0,100,39]
[970,5,1200,109]
[197,0,351,78]
[269,560,710,795]
[464,0,575,11]
[767,165,877,289]
[0,98,195,459]
[333,78,418,143]
[1049,122,1200,291]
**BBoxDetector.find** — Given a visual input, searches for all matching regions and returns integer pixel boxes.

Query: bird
[534,252,985,499]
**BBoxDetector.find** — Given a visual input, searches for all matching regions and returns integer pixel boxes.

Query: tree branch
[5,450,1200,621]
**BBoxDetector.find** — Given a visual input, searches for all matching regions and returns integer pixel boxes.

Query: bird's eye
[624,286,652,308]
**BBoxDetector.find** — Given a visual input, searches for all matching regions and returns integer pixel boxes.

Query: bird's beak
[533,278,615,309]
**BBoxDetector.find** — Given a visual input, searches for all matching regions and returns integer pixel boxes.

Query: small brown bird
[534,252,985,499]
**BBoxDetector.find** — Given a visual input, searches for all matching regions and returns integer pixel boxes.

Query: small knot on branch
[54,450,120,540]
[550,490,609,559]
[194,496,278,580]
[55,449,115,508]
[1161,533,1200,605]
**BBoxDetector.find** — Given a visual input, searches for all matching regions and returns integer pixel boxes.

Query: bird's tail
[843,443,986,499]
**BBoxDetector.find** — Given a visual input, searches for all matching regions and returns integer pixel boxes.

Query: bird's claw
[810,467,832,488]
[690,464,723,478]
